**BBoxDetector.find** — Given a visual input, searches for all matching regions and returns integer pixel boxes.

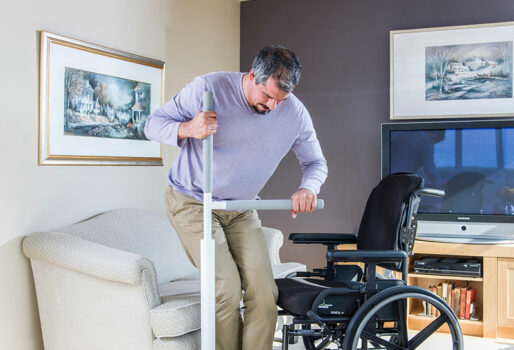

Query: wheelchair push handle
[417,188,445,198]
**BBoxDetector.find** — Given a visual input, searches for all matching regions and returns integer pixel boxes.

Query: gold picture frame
[39,31,165,165]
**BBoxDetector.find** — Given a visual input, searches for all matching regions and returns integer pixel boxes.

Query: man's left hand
[290,188,317,219]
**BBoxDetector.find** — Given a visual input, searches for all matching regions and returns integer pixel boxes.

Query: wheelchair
[275,173,464,350]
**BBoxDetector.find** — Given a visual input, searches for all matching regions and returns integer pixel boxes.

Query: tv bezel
[381,118,514,226]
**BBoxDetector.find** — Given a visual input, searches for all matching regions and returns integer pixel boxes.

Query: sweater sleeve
[144,76,206,147]
[291,108,328,195]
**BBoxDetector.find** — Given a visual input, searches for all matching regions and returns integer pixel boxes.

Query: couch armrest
[23,231,160,307]
[261,226,283,265]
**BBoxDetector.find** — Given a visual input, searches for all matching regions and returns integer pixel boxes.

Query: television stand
[409,240,514,339]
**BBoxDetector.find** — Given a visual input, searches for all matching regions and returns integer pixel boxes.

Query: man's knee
[216,279,242,312]
[244,278,278,312]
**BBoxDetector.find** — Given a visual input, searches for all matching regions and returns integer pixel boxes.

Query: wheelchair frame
[278,186,464,350]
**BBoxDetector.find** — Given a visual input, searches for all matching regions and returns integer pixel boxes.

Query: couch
[23,208,305,350]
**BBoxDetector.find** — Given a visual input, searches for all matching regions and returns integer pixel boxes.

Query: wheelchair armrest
[289,233,358,245]
[326,250,407,263]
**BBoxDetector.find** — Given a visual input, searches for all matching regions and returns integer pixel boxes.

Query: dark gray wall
[240,0,514,269]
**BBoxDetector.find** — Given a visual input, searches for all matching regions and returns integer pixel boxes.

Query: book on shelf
[436,283,443,317]
[418,283,477,321]
[465,288,476,320]
[419,282,476,320]
[447,282,454,309]
[432,285,438,316]
[452,288,461,316]
[459,287,468,319]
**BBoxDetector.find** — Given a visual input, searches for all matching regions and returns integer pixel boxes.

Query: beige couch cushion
[158,276,200,298]
[151,293,200,338]
[272,262,307,279]
[153,330,200,350]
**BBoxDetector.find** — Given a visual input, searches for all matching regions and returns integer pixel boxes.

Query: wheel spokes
[360,330,404,350]
[346,290,463,350]
[315,336,334,350]
[408,314,449,349]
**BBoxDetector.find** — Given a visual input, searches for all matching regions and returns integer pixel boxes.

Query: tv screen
[382,119,514,243]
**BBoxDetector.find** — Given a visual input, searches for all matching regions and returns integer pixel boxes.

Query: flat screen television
[382,119,514,244]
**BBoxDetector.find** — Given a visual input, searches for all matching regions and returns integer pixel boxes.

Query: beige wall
[0,0,240,349]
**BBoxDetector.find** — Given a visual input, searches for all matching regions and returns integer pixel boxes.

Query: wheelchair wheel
[343,286,463,350]
[300,323,340,350]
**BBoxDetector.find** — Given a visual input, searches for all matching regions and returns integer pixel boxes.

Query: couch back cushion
[57,208,198,284]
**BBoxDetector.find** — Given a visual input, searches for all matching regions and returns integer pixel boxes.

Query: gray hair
[251,45,301,93]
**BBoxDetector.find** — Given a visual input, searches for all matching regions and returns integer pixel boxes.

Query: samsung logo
[457,217,471,221]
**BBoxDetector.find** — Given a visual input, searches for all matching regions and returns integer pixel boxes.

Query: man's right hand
[178,111,218,140]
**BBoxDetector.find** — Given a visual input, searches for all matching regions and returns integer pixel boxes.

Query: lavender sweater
[144,72,327,202]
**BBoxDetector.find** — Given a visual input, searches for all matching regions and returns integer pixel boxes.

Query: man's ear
[248,69,256,82]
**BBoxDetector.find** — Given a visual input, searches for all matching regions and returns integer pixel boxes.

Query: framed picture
[390,22,514,120]
[39,31,164,165]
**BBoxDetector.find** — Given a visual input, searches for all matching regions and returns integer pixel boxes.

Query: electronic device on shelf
[382,119,514,245]
[413,256,482,278]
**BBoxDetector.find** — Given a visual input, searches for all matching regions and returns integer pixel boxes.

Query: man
[144,45,327,350]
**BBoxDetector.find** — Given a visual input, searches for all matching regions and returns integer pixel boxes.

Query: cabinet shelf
[408,313,483,337]
[408,313,483,326]
[408,273,483,282]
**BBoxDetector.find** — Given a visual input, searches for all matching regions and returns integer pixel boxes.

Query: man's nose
[266,98,278,110]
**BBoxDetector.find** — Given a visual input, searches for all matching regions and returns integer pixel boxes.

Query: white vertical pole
[201,91,216,350]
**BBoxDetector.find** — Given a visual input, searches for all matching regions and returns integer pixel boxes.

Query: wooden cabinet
[409,241,514,340]
[498,258,514,338]
[407,271,484,337]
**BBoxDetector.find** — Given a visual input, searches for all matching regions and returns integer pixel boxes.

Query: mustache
[252,103,270,115]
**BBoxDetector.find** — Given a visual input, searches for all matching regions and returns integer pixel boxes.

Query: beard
[251,103,271,115]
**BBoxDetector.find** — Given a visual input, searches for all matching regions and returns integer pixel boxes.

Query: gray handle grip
[211,199,325,211]
[202,91,214,193]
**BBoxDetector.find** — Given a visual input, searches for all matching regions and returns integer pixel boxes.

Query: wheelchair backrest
[356,173,424,271]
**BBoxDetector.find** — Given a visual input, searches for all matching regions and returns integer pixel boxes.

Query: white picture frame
[39,31,164,165]
[390,22,514,120]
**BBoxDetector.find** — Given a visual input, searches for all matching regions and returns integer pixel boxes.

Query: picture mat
[392,23,514,119]
[48,42,162,158]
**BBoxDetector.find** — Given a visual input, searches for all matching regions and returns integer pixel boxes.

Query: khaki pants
[165,187,278,350]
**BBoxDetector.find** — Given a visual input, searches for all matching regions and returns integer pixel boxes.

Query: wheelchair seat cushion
[276,278,363,316]
[276,278,407,317]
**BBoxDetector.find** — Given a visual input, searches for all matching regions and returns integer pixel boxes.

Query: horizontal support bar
[210,199,324,211]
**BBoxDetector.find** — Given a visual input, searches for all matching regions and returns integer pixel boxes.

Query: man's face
[248,71,290,115]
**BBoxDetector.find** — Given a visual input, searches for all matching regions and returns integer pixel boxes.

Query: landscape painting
[425,41,513,101]
[64,67,151,140]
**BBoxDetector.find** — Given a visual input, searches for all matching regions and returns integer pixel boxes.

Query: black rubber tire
[342,285,463,350]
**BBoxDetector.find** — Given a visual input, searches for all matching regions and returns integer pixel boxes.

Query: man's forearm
[143,112,183,147]
[299,158,328,195]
